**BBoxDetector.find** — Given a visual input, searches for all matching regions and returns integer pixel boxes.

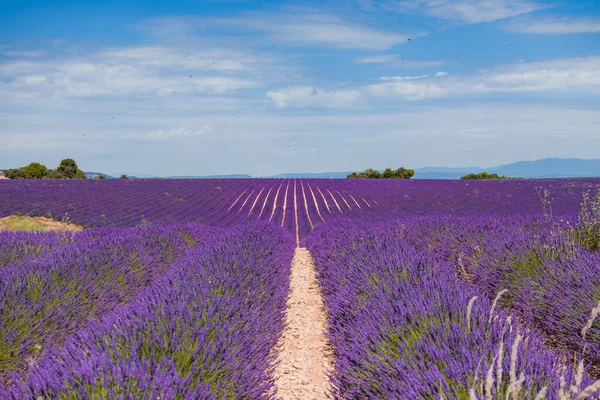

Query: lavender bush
[0,224,215,383]
[1,178,598,240]
[394,215,600,370]
[307,219,598,399]
[7,222,295,399]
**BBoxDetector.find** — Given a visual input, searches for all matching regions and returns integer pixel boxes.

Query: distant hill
[271,158,600,179]
[413,167,483,180]
[415,158,600,179]
[487,158,600,179]
[79,158,600,180]
[85,172,115,179]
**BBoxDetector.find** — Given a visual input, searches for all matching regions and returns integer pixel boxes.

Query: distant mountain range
[414,158,600,179]
[80,158,600,180]
[271,158,600,179]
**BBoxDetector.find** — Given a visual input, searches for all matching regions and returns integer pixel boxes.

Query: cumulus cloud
[366,77,446,100]
[267,56,600,107]
[266,86,361,109]
[0,46,265,100]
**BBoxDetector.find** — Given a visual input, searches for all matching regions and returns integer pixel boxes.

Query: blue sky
[1,0,599,176]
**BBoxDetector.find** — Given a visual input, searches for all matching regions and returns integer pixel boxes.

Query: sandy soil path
[274,247,332,400]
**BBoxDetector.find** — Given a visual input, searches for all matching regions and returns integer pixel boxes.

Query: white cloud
[366,77,446,100]
[102,46,259,72]
[355,54,444,68]
[267,56,600,107]
[145,125,212,139]
[506,16,600,34]
[380,75,429,81]
[147,13,417,50]
[260,14,413,50]
[372,56,600,99]
[386,0,544,24]
[471,56,600,93]
[355,54,402,64]
[0,46,265,99]
[17,74,48,86]
[266,86,361,109]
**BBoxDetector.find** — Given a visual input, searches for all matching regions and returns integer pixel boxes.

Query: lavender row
[0,224,215,382]
[7,222,295,399]
[0,230,71,268]
[0,179,378,240]
[394,215,600,366]
[306,219,597,399]
[2,178,598,240]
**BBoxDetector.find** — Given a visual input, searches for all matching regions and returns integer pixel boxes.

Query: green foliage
[347,167,415,179]
[57,158,86,179]
[95,175,106,180]
[575,189,600,251]
[74,169,87,179]
[3,158,86,179]
[45,169,67,179]
[120,174,128,179]
[3,168,27,179]
[23,162,48,179]
[460,172,521,180]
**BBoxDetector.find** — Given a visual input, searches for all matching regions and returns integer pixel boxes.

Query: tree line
[460,172,522,180]
[347,167,415,179]
[3,159,86,179]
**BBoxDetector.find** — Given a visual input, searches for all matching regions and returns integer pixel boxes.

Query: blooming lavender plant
[0,224,215,383]
[307,219,598,399]
[1,178,598,240]
[6,222,295,399]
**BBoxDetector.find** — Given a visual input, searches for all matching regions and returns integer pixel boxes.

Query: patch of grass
[0,216,79,232]
[0,216,51,231]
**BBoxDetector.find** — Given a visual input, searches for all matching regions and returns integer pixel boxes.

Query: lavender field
[2,178,600,399]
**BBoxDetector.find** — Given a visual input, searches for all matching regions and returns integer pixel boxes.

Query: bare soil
[274,247,333,400]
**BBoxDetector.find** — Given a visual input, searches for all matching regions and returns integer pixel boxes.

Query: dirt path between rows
[274,247,332,400]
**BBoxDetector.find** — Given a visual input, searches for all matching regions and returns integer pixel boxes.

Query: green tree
[95,175,106,180]
[23,162,48,179]
[57,158,86,179]
[347,167,414,179]
[363,168,381,179]
[3,168,25,179]
[392,167,414,179]
[120,174,128,179]
[460,172,518,180]
[45,169,66,179]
